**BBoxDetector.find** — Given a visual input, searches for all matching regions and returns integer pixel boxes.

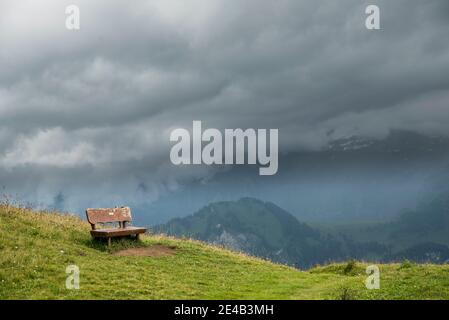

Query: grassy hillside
[1,204,449,300]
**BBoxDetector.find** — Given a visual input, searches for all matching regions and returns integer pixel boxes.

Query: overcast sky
[1,0,449,212]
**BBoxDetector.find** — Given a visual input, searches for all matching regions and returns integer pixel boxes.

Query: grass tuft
[398,259,415,270]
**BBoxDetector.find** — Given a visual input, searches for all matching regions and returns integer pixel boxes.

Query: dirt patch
[113,245,177,257]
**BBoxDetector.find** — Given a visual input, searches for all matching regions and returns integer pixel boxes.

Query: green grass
[1,204,448,300]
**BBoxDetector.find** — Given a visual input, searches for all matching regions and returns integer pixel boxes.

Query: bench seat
[86,207,147,246]
[90,226,146,238]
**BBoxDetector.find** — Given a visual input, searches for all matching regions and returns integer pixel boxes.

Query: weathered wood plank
[86,207,132,225]
[90,227,146,238]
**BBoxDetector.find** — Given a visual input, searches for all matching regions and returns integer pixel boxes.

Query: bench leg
[107,237,111,247]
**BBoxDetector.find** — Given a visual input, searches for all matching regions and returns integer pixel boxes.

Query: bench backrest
[86,207,132,229]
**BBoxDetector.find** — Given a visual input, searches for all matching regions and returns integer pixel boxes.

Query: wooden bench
[85,207,146,247]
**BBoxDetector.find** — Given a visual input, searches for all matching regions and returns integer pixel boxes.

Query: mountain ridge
[154,196,449,267]
[153,197,387,268]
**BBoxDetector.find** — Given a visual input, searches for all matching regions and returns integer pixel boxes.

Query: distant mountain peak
[153,198,343,268]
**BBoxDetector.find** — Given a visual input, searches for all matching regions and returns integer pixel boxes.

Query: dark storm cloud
[0,0,448,211]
